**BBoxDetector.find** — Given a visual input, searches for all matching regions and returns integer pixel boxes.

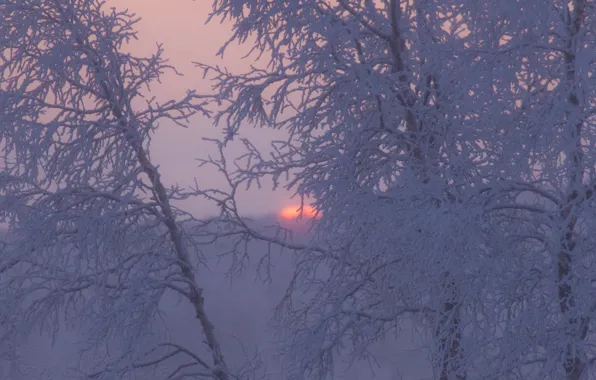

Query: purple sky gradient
[112,0,296,218]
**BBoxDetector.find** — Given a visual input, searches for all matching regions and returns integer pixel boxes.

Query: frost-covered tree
[198,1,490,379]
[198,0,596,380]
[0,1,259,379]
[465,1,596,379]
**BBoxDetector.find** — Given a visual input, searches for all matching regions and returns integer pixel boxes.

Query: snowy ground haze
[0,215,430,380]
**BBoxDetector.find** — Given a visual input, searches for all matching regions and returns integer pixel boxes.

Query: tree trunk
[558,2,588,379]
[436,273,465,380]
[558,197,588,380]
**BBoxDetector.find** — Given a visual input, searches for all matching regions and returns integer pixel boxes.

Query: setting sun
[279,205,318,220]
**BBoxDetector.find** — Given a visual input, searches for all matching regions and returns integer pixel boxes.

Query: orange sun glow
[279,205,317,220]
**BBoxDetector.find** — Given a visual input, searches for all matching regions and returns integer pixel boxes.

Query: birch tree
[469,1,596,379]
[198,1,493,379]
[0,1,257,379]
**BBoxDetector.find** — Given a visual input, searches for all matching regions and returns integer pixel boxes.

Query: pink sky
[110,0,294,217]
